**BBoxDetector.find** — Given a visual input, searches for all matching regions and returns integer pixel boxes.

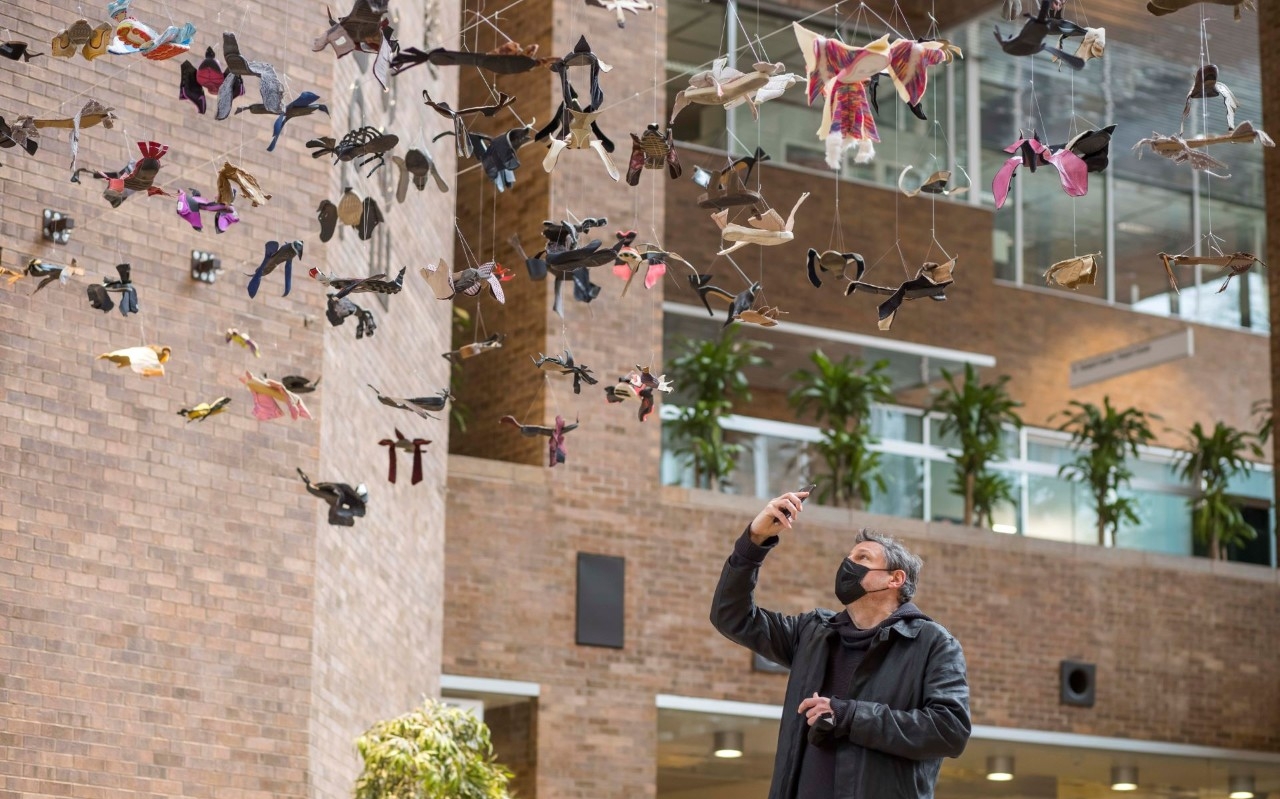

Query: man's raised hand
[749,489,811,542]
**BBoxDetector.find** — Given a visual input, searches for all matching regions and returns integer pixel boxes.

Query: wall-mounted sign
[1069,328,1194,389]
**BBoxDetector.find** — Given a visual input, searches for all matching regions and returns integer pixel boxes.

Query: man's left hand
[798,693,833,727]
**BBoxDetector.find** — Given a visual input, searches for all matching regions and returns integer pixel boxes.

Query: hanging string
[1198,8,1222,257]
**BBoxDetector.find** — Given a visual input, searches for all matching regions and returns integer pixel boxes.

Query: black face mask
[835,559,891,606]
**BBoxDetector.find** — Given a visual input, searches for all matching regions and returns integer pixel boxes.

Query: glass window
[867,453,925,519]
[970,2,1266,330]
[1118,488,1193,556]
[872,407,923,443]
[1026,473,1097,545]
[1113,179,1190,312]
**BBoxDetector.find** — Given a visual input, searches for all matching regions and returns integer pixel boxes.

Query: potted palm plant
[788,351,893,509]
[665,327,769,491]
[1056,397,1158,547]
[928,364,1023,528]
[354,699,513,799]
[1176,421,1262,561]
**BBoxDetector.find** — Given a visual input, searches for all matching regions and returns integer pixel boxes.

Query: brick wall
[307,0,457,796]
[1,1,455,797]
[444,455,1280,799]
[0,0,325,793]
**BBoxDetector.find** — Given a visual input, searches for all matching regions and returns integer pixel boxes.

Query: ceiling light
[986,755,1014,781]
[1111,765,1139,791]
[713,730,743,759]
[1229,774,1255,799]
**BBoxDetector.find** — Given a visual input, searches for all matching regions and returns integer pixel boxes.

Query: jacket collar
[817,602,932,639]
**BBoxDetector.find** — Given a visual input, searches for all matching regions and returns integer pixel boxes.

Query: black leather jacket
[710,532,971,799]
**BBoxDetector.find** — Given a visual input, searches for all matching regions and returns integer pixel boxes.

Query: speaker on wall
[1060,659,1096,707]
[576,553,625,649]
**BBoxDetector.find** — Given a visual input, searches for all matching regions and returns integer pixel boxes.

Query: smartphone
[780,483,818,520]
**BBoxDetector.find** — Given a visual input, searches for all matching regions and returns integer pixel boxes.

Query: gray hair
[854,529,922,604]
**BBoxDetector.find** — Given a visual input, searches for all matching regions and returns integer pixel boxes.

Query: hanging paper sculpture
[368,385,452,419]
[21,257,85,293]
[992,0,1089,70]
[691,277,783,327]
[794,29,886,167]
[72,140,169,207]
[215,33,284,120]
[845,259,956,331]
[51,18,114,60]
[236,91,329,152]
[308,126,399,176]
[247,240,303,298]
[176,189,240,233]
[1146,0,1254,19]
[393,40,551,76]
[510,218,630,315]
[444,333,506,363]
[1184,65,1238,131]
[696,148,770,212]
[393,149,449,199]
[1133,122,1273,177]
[626,124,681,186]
[584,0,655,28]
[0,116,38,156]
[1044,253,1100,289]
[991,132,1088,209]
[217,161,271,206]
[177,396,231,422]
[225,328,261,357]
[98,345,171,377]
[298,469,368,527]
[534,350,598,395]
[605,366,673,422]
[105,0,196,60]
[420,260,509,303]
[317,189,382,241]
[326,295,378,339]
[86,264,138,316]
[281,376,321,394]
[670,57,799,124]
[313,0,398,89]
[614,239,690,296]
[32,99,116,174]
[794,23,959,168]
[712,192,809,256]
[459,124,534,192]
[240,371,312,421]
[1157,251,1265,294]
[806,249,864,289]
[311,266,407,296]
[185,45,242,117]
[1,42,41,61]
[536,37,618,178]
[898,166,970,198]
[423,89,515,159]
[379,429,431,485]
[499,415,579,467]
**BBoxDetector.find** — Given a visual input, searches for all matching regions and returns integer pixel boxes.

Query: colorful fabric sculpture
[794,23,959,168]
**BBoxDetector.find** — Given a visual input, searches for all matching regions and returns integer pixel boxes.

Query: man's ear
[891,569,907,587]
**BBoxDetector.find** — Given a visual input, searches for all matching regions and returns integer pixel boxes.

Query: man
[710,490,970,799]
